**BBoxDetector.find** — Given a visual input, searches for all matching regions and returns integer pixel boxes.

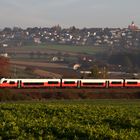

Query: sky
[0,0,140,29]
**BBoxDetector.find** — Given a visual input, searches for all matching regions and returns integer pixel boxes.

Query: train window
[48,81,59,84]
[82,83,104,86]
[64,81,75,84]
[3,80,7,83]
[9,81,15,84]
[111,81,122,84]
[127,82,138,85]
[23,82,44,86]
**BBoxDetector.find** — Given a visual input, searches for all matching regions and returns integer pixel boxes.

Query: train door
[105,80,109,88]
[17,80,22,88]
[77,80,81,88]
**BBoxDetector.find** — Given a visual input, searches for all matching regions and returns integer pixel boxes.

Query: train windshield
[0,78,6,84]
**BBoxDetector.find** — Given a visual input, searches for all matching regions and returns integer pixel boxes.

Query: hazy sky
[0,0,140,28]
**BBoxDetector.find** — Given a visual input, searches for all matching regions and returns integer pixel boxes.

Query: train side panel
[62,79,80,87]
[44,79,61,87]
[21,79,61,88]
[80,79,107,88]
[108,79,124,88]
[124,79,140,88]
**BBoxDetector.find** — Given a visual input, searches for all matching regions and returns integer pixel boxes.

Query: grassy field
[0,100,140,140]
[5,44,109,55]
[25,44,109,55]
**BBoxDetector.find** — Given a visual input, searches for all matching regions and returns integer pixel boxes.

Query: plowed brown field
[10,60,68,68]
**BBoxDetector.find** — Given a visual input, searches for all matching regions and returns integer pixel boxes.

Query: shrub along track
[4,88,140,99]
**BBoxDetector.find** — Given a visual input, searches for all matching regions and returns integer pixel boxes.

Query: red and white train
[0,78,140,88]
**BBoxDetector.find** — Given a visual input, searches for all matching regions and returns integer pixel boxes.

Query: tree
[108,53,133,67]
[0,56,10,78]
[100,67,108,78]
[88,65,108,78]
[88,65,100,78]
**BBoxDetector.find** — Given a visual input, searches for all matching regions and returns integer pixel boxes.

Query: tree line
[108,52,140,68]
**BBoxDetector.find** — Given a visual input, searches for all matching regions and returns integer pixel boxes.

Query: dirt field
[10,60,68,69]
[33,69,62,78]
[10,60,79,78]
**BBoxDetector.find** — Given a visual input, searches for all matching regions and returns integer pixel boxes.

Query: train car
[61,79,80,88]
[20,79,61,88]
[80,79,107,88]
[108,79,124,88]
[0,78,61,88]
[124,79,140,88]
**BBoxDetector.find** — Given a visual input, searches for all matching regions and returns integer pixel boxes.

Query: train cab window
[111,82,122,84]
[127,82,138,85]
[48,81,59,84]
[3,80,7,83]
[9,81,15,84]
[83,82,104,86]
[23,82,44,86]
[64,81,75,84]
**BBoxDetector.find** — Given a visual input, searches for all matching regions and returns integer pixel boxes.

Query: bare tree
[0,56,10,78]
